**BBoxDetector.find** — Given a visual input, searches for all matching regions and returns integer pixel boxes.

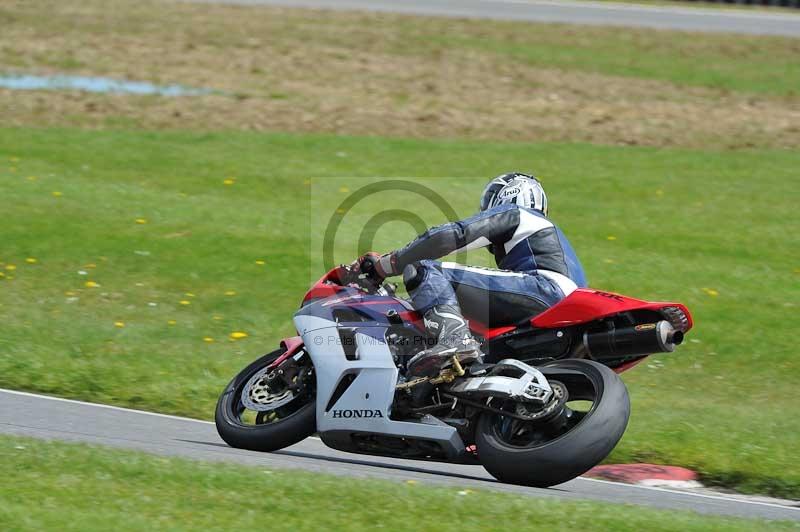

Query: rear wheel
[215,347,316,452]
[475,359,629,487]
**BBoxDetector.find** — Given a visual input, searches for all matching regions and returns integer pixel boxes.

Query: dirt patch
[1,0,798,149]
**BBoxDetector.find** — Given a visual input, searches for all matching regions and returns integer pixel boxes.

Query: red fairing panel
[302,268,349,304]
[612,357,647,374]
[303,283,345,302]
[268,336,305,369]
[469,321,517,340]
[531,288,693,329]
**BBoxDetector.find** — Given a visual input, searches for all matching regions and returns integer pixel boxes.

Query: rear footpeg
[396,355,467,390]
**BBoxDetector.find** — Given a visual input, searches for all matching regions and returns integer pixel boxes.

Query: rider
[356,173,587,378]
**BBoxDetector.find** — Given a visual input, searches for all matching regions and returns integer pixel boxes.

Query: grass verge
[1,435,796,531]
[1,0,799,148]
[1,127,798,497]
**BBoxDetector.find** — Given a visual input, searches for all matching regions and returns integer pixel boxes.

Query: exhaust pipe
[583,320,683,358]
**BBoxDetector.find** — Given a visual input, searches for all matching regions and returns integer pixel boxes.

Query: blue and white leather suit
[390,203,587,327]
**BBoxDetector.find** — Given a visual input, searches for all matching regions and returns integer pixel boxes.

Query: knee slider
[403,262,425,292]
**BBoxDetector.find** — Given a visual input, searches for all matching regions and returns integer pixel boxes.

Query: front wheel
[475,359,630,487]
[215,347,316,452]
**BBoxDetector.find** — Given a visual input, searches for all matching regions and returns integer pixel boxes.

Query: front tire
[475,359,630,487]
[215,348,316,452]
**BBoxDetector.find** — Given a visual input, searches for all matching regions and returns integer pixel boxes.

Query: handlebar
[336,264,396,296]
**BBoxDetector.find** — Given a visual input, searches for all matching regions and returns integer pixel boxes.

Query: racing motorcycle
[216,261,692,487]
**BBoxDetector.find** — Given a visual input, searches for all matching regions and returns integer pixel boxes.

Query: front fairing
[295,290,416,331]
[293,286,445,440]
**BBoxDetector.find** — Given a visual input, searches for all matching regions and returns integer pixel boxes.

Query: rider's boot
[406,305,483,379]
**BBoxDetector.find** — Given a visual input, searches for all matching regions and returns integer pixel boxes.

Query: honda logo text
[331,409,384,418]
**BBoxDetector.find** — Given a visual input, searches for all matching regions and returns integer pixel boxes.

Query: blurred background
[1,0,799,528]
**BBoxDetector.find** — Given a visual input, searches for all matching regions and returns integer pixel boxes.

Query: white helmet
[480,173,548,216]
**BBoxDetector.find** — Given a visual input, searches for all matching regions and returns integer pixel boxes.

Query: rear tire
[215,348,316,452]
[475,359,629,487]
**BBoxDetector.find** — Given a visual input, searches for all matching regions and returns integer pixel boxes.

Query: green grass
[431,26,800,96]
[7,0,799,96]
[1,436,796,531]
[391,19,800,97]
[1,127,799,498]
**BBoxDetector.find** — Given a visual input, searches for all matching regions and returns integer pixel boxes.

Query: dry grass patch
[1,0,798,148]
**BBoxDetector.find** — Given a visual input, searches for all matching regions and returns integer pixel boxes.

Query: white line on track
[191,0,800,37]
[1,387,214,425]
[477,0,800,21]
[578,477,798,511]
[2,387,797,511]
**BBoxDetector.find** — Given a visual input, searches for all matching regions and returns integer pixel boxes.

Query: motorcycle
[215,261,692,487]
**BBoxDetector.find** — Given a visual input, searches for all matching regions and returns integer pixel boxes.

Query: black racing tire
[215,348,316,452]
[475,359,630,487]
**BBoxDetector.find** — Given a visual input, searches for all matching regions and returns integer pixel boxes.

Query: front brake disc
[241,366,296,412]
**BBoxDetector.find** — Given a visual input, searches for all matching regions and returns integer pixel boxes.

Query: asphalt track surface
[2,389,799,521]
[188,0,800,37]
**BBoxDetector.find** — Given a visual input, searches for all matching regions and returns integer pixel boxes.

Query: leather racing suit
[381,203,587,329]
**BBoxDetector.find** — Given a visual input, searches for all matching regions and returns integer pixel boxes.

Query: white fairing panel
[293,313,462,449]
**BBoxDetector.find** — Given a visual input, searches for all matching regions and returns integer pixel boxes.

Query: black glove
[351,252,400,279]
[349,252,382,280]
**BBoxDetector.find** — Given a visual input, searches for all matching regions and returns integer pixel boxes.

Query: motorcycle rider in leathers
[355,173,587,379]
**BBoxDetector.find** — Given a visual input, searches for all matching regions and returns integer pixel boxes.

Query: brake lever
[339,263,391,295]
[337,264,361,286]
